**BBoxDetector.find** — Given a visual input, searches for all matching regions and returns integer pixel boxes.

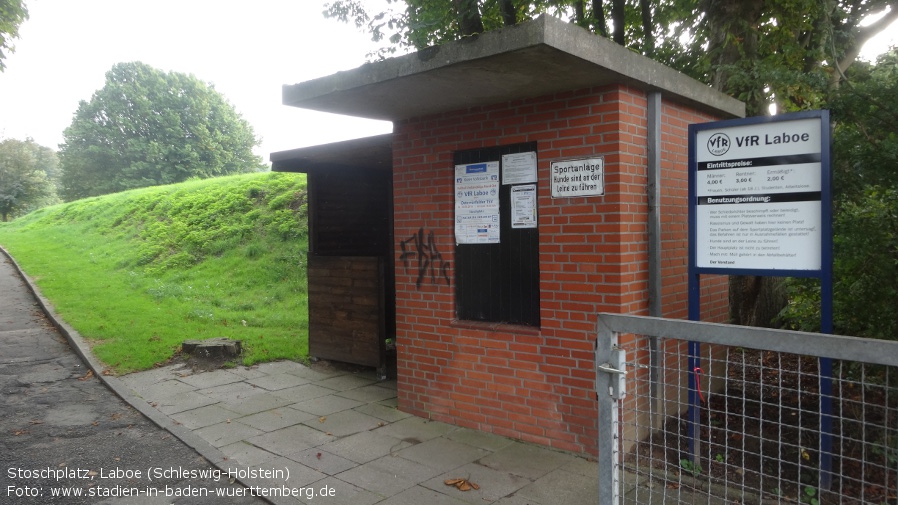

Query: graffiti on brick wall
[399,227,451,288]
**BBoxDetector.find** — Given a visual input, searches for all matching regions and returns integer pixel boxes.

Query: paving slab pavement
[0,243,624,505]
[120,359,603,504]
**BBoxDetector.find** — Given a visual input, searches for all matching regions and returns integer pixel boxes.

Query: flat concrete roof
[282,14,744,121]
[270,134,392,173]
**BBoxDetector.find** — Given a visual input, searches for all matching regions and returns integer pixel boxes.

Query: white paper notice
[502,152,537,185]
[455,161,500,244]
[511,184,537,228]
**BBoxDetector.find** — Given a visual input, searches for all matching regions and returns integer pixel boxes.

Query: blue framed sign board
[687,110,834,487]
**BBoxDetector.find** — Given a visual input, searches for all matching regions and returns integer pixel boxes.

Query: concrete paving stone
[318,430,414,464]
[285,364,344,380]
[477,443,576,480]
[288,448,358,476]
[118,364,184,389]
[373,416,456,442]
[197,381,268,401]
[226,365,271,380]
[308,475,384,505]
[171,404,241,430]
[247,424,336,456]
[175,369,245,389]
[421,461,533,503]
[374,379,398,390]
[244,454,327,488]
[445,427,517,452]
[220,441,281,467]
[254,360,314,376]
[352,401,412,423]
[313,373,379,391]
[218,392,295,416]
[396,437,491,473]
[301,409,384,437]
[245,372,311,391]
[378,397,399,408]
[290,394,363,416]
[194,420,264,448]
[335,453,443,498]
[235,407,316,432]
[153,390,221,415]
[132,379,197,402]
[274,383,338,403]
[559,455,598,477]
[512,466,599,504]
[375,484,474,505]
[336,384,398,403]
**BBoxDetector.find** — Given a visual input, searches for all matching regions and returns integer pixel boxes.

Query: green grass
[0,172,310,374]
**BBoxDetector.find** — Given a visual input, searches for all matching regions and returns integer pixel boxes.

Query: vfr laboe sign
[689,111,831,273]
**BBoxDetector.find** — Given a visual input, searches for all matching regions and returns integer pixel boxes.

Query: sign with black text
[690,111,830,273]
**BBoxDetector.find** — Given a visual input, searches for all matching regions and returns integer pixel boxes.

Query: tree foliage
[326,0,898,115]
[780,50,898,338]
[0,138,58,221]
[0,0,27,72]
[58,62,264,201]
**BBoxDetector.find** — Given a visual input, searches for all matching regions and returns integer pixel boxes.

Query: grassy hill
[0,172,310,374]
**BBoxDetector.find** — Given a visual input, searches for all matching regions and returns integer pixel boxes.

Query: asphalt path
[0,254,265,504]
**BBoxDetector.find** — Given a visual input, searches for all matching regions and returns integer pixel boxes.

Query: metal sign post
[688,110,833,489]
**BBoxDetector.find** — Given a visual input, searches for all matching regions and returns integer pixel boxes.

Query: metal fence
[596,314,898,505]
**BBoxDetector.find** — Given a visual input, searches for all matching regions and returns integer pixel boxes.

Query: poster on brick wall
[455,161,500,244]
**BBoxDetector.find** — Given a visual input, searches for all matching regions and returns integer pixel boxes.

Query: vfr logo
[707,133,730,156]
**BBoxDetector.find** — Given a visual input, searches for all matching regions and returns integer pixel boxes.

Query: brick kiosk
[273,15,743,456]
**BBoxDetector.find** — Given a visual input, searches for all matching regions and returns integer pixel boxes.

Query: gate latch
[597,346,626,399]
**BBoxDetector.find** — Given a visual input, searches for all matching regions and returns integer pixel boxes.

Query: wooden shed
[271,134,395,377]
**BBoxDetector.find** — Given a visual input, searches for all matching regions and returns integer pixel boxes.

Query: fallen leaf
[29,419,43,425]
[458,482,471,491]
[444,479,464,486]
[77,370,94,381]
[316,453,322,460]
[319,416,326,423]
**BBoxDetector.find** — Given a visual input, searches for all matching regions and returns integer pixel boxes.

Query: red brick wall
[392,84,729,455]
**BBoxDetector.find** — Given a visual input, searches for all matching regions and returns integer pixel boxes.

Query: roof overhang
[282,14,745,122]
[270,133,392,173]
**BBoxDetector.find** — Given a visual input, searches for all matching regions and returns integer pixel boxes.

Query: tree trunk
[611,0,625,45]
[500,0,517,26]
[639,0,653,55]
[704,0,765,114]
[705,0,787,327]
[574,0,586,27]
[591,0,608,37]
[453,0,484,36]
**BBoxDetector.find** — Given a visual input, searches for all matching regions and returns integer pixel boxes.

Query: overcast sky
[0,0,395,161]
[1,1,895,164]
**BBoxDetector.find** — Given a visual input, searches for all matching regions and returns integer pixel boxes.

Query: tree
[0,138,57,221]
[58,62,264,201]
[780,50,898,339]
[0,0,27,72]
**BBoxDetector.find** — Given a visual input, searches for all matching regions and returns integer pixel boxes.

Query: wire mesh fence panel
[597,315,898,505]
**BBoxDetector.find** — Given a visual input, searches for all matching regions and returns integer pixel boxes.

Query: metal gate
[596,313,898,505]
